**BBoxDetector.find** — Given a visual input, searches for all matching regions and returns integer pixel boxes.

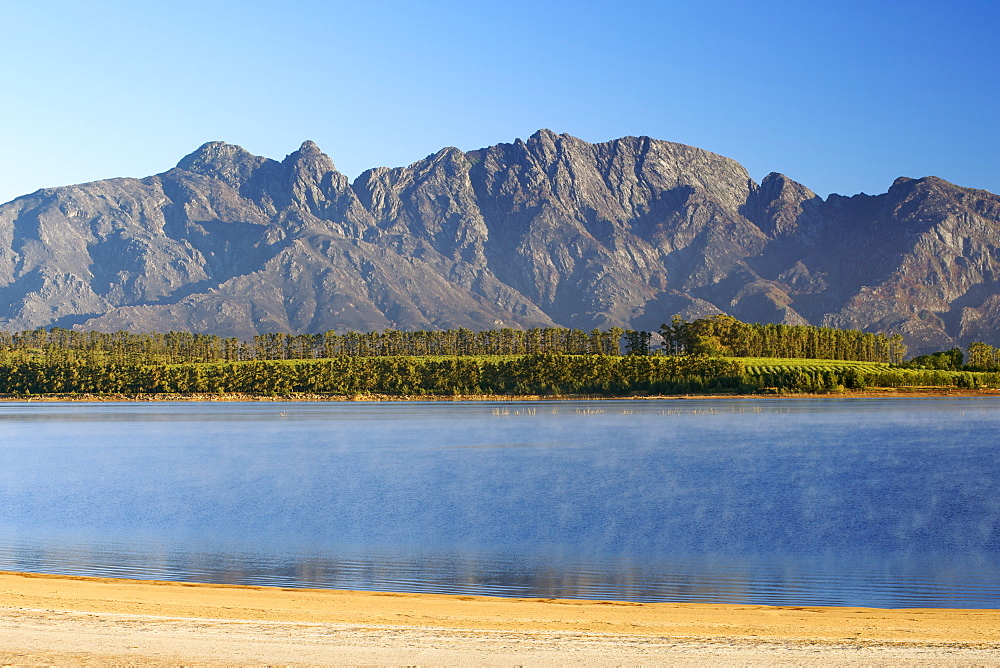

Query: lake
[0,398,997,608]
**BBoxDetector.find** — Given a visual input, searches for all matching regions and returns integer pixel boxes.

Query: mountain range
[1,129,998,354]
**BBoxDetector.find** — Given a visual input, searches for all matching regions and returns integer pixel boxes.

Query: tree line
[7,317,1000,373]
[658,315,908,363]
[899,342,1000,372]
[0,354,996,397]
[0,317,913,366]
[0,355,744,396]
[0,326,628,364]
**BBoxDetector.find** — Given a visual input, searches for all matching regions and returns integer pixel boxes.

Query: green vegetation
[731,356,999,392]
[896,348,964,370]
[0,326,623,364]
[956,341,1000,371]
[0,320,996,397]
[891,342,1000,373]
[660,315,907,362]
[0,354,745,397]
[0,352,996,397]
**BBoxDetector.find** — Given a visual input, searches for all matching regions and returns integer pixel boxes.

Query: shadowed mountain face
[0,130,997,353]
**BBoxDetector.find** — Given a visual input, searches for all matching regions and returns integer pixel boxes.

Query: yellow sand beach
[1,571,998,665]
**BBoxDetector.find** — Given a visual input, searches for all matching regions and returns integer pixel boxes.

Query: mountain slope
[0,131,997,353]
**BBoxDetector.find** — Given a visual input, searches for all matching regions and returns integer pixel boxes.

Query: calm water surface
[0,398,997,608]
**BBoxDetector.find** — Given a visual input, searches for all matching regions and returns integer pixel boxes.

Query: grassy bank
[0,354,998,397]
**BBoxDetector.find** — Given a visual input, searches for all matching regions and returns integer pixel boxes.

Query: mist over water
[0,399,997,607]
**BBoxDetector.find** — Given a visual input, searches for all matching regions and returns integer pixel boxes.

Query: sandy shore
[1,571,998,665]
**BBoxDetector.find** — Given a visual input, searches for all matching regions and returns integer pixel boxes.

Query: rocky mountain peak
[527,128,561,143]
[283,140,337,173]
[758,172,819,207]
[175,141,273,191]
[742,172,823,238]
[177,141,250,169]
[176,140,244,165]
[297,140,322,154]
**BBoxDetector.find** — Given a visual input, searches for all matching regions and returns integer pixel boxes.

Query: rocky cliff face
[0,130,997,353]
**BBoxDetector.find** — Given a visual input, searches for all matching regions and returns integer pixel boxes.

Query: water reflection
[0,399,998,607]
[2,534,998,608]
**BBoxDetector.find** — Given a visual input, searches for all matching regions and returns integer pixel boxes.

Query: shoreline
[1,571,998,665]
[1,387,999,402]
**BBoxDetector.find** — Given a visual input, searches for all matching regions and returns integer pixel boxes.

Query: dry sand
[0,571,998,666]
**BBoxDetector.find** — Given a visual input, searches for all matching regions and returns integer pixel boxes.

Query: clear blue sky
[1,0,997,205]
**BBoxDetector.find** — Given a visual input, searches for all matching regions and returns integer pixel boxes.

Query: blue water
[0,398,997,607]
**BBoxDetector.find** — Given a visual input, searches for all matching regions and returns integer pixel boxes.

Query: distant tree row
[746,366,999,392]
[897,348,966,370]
[252,327,625,359]
[0,326,628,365]
[963,342,1000,371]
[2,315,963,372]
[659,315,907,363]
[0,354,743,396]
[0,354,996,397]
[898,342,1000,372]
